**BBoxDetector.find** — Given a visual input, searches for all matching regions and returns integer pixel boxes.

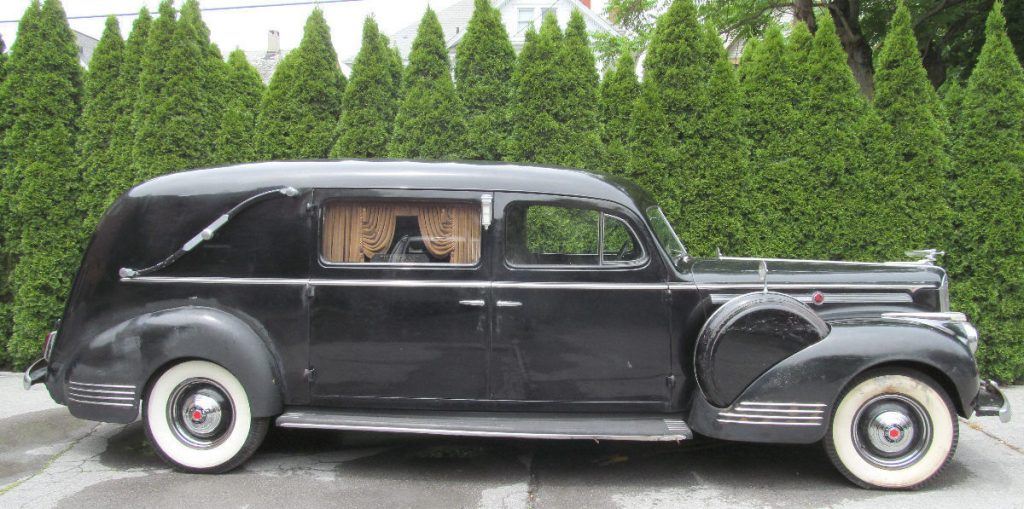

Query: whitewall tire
[144,360,269,473]
[824,370,958,490]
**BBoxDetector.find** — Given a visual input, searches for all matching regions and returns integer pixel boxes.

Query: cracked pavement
[2,372,1021,508]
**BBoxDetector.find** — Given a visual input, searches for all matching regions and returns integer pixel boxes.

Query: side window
[321,200,481,265]
[506,203,644,267]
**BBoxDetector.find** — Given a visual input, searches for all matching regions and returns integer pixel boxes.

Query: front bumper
[975,379,1012,423]
[22,358,48,390]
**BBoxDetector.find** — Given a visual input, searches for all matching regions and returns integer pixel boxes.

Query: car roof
[127,159,656,210]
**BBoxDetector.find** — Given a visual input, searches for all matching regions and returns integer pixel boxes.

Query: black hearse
[24,160,1009,488]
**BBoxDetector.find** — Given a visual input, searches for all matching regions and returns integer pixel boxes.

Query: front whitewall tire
[145,360,269,473]
[825,372,958,489]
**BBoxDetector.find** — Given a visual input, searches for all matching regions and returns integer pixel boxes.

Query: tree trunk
[794,0,817,33]
[828,0,875,98]
[921,38,947,89]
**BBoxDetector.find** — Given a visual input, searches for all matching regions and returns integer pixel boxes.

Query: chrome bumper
[22,358,47,390]
[976,379,1011,423]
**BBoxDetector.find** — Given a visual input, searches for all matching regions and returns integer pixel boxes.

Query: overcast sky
[0,0,609,61]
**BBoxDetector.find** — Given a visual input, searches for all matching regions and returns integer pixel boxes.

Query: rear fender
[59,306,285,423]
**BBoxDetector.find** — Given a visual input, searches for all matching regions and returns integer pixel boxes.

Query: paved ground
[1,372,1021,509]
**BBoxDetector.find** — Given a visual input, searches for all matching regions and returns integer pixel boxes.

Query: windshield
[645,206,687,263]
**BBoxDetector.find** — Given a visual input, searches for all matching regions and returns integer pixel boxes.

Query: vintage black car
[24,160,1010,488]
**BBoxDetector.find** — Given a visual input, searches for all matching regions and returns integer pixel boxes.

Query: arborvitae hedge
[872,2,952,258]
[738,27,813,258]
[389,8,466,159]
[558,10,604,169]
[3,0,84,364]
[132,0,210,181]
[180,0,229,162]
[952,2,1024,382]
[256,9,345,159]
[77,17,126,235]
[509,15,564,165]
[213,50,264,164]
[627,0,746,256]
[940,78,965,139]
[599,51,639,176]
[456,0,515,161]
[107,8,150,190]
[332,17,399,158]
[0,5,27,361]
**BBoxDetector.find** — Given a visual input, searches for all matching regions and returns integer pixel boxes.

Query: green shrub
[951,2,1024,382]
[331,17,400,158]
[2,0,84,366]
[255,9,345,159]
[389,8,466,159]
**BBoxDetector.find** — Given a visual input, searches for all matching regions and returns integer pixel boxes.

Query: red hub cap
[191,409,204,422]
[888,427,902,441]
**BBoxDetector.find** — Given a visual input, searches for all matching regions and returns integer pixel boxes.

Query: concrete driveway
[1,372,1021,509]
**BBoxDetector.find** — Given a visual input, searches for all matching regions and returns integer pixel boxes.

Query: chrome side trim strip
[716,419,821,427]
[698,283,932,291]
[881,311,968,322]
[122,276,671,291]
[67,396,134,408]
[67,391,135,402]
[492,281,666,291]
[65,386,134,396]
[719,413,822,421]
[716,255,930,268]
[710,292,913,305]
[68,381,137,390]
[731,407,823,414]
[736,401,827,407]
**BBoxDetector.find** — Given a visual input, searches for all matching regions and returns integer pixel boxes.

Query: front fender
[689,317,980,444]
[57,305,285,423]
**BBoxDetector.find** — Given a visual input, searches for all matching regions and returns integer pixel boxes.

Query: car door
[489,192,672,410]
[307,189,493,405]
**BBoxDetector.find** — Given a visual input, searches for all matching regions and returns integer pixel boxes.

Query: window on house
[540,7,556,21]
[321,200,481,265]
[517,8,535,33]
[505,203,643,267]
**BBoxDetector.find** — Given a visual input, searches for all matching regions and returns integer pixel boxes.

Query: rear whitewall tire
[825,371,958,490]
[144,360,269,473]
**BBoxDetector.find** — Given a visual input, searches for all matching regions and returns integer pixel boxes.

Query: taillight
[42,330,57,361]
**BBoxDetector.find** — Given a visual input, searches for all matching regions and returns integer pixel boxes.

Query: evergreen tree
[558,10,604,169]
[180,0,228,160]
[389,8,466,159]
[3,0,84,365]
[331,17,399,158]
[508,15,564,165]
[737,27,813,257]
[255,9,346,159]
[132,0,210,181]
[213,50,264,164]
[456,0,516,161]
[77,17,127,235]
[626,0,746,256]
[952,2,1024,382]
[872,2,952,258]
[387,42,403,99]
[940,78,966,139]
[599,51,639,176]
[0,26,18,362]
[107,8,151,188]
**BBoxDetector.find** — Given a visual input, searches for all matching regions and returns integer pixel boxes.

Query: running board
[275,408,692,441]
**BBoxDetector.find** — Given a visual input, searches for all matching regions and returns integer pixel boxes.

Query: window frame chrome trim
[503,207,649,270]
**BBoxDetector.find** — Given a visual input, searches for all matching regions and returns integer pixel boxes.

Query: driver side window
[505,202,644,267]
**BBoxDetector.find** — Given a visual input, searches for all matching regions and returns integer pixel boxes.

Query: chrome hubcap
[852,394,932,469]
[167,378,234,449]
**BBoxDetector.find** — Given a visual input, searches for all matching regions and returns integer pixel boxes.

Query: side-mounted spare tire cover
[696,292,830,407]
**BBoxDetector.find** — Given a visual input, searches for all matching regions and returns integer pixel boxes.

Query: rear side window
[505,203,644,267]
[321,200,481,265]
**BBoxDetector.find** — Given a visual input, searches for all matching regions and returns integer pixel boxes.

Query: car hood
[688,257,945,290]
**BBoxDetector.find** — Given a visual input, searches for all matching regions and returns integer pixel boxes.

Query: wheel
[144,360,269,473]
[824,370,958,490]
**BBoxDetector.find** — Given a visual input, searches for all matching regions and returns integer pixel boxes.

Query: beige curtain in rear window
[322,201,480,264]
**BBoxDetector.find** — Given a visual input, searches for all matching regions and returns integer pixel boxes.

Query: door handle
[459,299,486,307]
[496,300,522,308]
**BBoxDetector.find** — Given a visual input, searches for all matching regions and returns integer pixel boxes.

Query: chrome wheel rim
[851,394,932,469]
[167,377,235,449]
